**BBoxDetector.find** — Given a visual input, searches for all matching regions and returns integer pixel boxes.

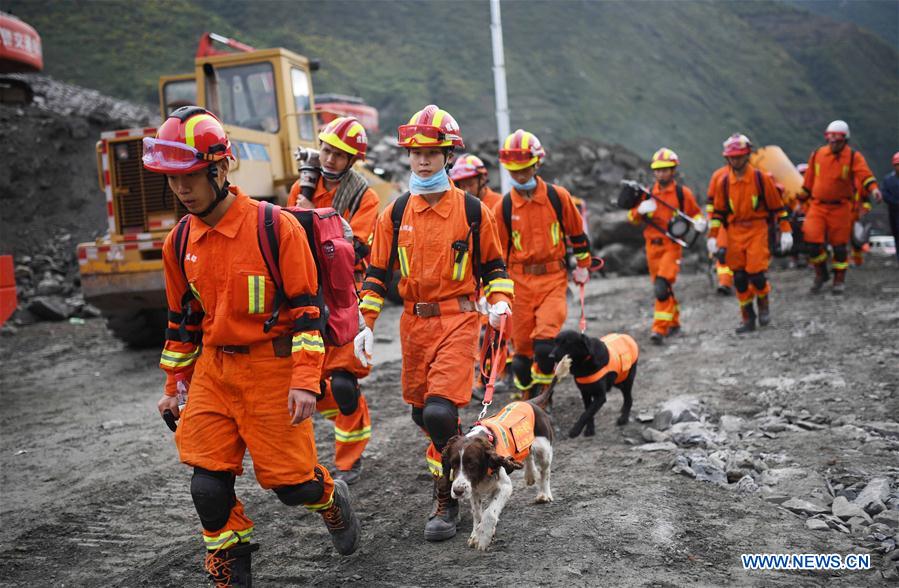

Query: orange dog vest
[574,333,639,386]
[480,401,536,462]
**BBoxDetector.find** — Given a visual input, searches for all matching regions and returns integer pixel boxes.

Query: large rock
[831,496,871,522]
[653,395,701,431]
[781,497,829,516]
[855,478,892,514]
[669,421,724,447]
[26,296,71,321]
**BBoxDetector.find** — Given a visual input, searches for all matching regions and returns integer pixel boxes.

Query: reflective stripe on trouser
[426,442,443,477]
[203,503,253,551]
[716,262,734,287]
[652,296,679,335]
[317,384,371,472]
[175,347,335,530]
[509,267,568,358]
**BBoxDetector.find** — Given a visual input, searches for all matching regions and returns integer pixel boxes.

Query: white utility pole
[490,0,512,194]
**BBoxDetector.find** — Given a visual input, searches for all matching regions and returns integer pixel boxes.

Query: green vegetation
[7,0,897,185]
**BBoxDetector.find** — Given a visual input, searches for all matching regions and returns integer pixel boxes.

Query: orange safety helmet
[142,106,232,175]
[449,153,488,181]
[319,116,368,159]
[722,133,752,157]
[396,104,463,149]
[499,129,545,171]
[650,147,679,169]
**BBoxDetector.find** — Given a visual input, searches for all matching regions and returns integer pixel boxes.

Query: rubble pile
[635,395,899,578]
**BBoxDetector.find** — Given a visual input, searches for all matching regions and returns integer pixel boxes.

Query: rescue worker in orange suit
[708,133,793,333]
[147,107,360,585]
[798,120,881,294]
[287,117,378,485]
[449,153,512,399]
[491,129,591,396]
[627,148,705,344]
[353,105,513,542]
[449,153,503,210]
[706,166,734,295]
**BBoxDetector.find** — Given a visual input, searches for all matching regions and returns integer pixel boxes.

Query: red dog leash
[478,314,508,421]
[578,256,605,334]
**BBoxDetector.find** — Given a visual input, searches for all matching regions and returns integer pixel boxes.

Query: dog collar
[468,423,495,445]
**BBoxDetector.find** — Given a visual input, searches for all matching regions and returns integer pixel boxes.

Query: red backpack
[171,202,358,347]
[257,202,358,346]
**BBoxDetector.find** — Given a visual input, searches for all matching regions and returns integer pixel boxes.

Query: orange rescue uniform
[799,146,878,270]
[359,186,513,476]
[492,178,590,391]
[481,187,503,210]
[288,176,380,471]
[160,187,333,551]
[707,167,733,289]
[627,181,701,335]
[709,165,791,308]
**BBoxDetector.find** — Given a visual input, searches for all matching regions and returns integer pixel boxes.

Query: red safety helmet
[319,116,368,159]
[449,154,488,181]
[499,129,545,171]
[722,133,752,157]
[397,104,463,149]
[142,106,232,175]
[650,147,679,169]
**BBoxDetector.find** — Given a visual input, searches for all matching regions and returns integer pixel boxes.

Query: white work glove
[706,237,718,255]
[637,198,657,215]
[693,217,708,233]
[572,266,589,285]
[779,232,793,253]
[354,326,374,368]
[870,188,883,204]
[487,301,511,329]
[476,296,489,315]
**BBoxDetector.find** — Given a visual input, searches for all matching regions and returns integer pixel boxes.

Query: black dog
[550,330,639,438]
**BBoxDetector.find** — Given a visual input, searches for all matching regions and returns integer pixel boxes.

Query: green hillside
[5,0,897,186]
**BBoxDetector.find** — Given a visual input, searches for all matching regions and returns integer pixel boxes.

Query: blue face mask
[409,167,451,194]
[511,176,537,192]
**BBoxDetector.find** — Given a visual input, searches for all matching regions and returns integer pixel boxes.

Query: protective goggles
[499,148,537,163]
[141,137,218,170]
[397,124,460,146]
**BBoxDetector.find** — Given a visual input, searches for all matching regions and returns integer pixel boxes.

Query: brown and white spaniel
[442,358,569,550]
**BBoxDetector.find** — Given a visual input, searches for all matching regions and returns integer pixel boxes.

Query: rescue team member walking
[493,129,591,395]
[798,120,881,294]
[354,105,513,541]
[706,165,734,294]
[627,148,705,344]
[708,133,793,334]
[147,107,360,585]
[288,117,378,484]
[449,153,504,209]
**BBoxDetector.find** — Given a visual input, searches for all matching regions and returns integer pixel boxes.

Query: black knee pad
[748,272,767,291]
[808,243,825,258]
[411,406,424,429]
[733,270,750,293]
[832,244,848,262]
[653,277,671,302]
[273,475,324,507]
[533,339,555,375]
[330,370,360,416]
[422,397,459,452]
[191,468,235,532]
[511,354,533,386]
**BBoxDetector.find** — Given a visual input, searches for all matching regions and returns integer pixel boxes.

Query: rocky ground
[1,256,896,587]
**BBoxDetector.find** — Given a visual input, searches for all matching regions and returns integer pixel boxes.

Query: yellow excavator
[77,33,396,346]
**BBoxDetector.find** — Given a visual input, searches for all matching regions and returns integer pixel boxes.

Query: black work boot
[334,458,363,486]
[649,331,664,345]
[716,285,733,296]
[810,263,829,294]
[424,475,458,541]
[735,304,757,334]
[204,542,259,588]
[832,269,846,295]
[320,479,361,555]
[756,296,770,327]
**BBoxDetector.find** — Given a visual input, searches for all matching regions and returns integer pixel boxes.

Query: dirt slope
[0,260,897,586]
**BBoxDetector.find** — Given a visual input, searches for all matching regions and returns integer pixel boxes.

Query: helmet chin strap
[196,164,230,218]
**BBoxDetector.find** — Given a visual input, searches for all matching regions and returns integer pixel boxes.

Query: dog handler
[149,107,360,585]
[354,105,513,541]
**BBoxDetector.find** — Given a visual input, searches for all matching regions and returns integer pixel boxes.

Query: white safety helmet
[825,120,850,139]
